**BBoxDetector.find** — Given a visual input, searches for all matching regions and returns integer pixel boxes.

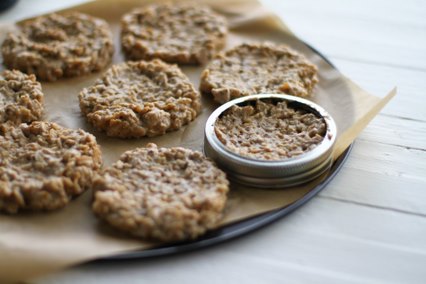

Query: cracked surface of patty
[0,121,102,214]
[121,3,227,64]
[0,70,44,124]
[92,143,229,242]
[1,12,114,81]
[79,60,201,138]
[200,43,318,104]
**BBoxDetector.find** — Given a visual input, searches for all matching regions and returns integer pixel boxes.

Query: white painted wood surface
[1,0,425,283]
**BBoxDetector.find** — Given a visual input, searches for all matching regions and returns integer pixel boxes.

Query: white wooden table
[2,0,425,283]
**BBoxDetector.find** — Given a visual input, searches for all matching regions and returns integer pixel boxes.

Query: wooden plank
[332,59,426,121]
[261,0,426,70]
[341,139,426,182]
[321,168,426,216]
[358,114,426,151]
[320,139,426,215]
[33,198,426,284]
[262,0,426,26]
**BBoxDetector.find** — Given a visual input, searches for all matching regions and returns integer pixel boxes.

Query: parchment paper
[0,0,396,282]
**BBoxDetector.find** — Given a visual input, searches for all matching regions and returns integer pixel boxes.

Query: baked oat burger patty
[200,43,318,104]
[0,121,102,214]
[92,143,229,242]
[121,3,227,64]
[79,60,201,138]
[1,12,114,81]
[0,70,44,124]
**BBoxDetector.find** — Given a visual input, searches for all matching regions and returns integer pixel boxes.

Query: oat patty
[0,121,102,214]
[121,3,227,64]
[79,60,201,138]
[200,43,318,104]
[92,143,229,242]
[1,12,114,81]
[215,99,326,160]
[0,70,44,124]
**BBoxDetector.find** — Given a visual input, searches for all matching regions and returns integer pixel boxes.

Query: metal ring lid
[204,94,337,188]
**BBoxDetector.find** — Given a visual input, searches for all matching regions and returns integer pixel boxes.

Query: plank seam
[379,113,426,124]
[317,195,426,218]
[356,138,426,152]
[327,55,426,73]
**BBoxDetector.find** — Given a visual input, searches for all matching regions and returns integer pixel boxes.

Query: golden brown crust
[0,121,102,214]
[200,43,318,104]
[1,12,114,81]
[121,3,227,64]
[0,70,44,124]
[92,143,229,242]
[78,60,201,138]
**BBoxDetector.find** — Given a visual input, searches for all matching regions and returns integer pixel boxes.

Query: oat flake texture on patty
[1,12,114,81]
[92,143,229,242]
[121,3,227,64]
[0,70,44,125]
[200,43,319,104]
[215,99,326,161]
[78,60,201,138]
[0,121,102,214]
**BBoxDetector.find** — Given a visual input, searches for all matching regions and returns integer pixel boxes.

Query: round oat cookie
[0,70,44,125]
[0,121,102,214]
[79,60,201,138]
[200,43,319,104]
[121,3,227,64]
[92,143,229,242]
[1,12,114,81]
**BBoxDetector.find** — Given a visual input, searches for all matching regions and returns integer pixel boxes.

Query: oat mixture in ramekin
[214,99,326,161]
